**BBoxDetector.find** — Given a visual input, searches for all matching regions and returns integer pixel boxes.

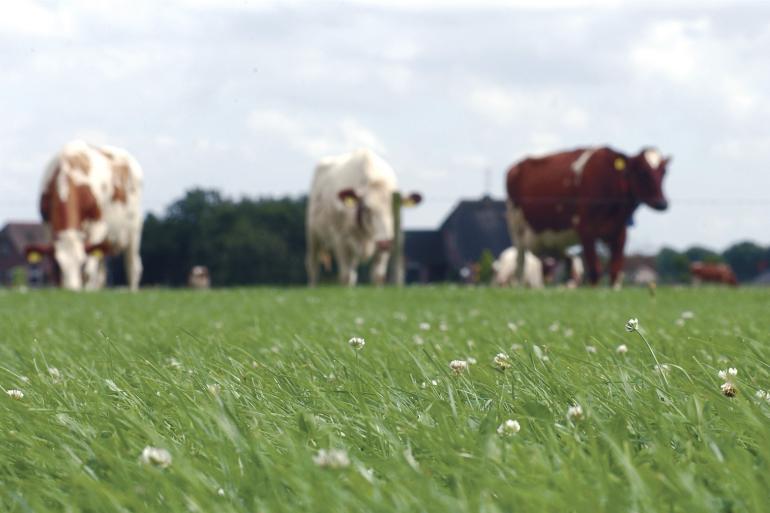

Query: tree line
[136,188,770,286]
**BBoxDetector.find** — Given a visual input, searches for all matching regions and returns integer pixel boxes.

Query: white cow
[306,149,420,286]
[493,247,544,288]
[40,140,143,291]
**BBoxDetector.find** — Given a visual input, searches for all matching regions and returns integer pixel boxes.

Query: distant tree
[140,188,307,286]
[656,247,690,283]
[722,241,767,282]
[684,246,723,264]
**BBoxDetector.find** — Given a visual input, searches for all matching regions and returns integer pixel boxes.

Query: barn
[404,195,509,283]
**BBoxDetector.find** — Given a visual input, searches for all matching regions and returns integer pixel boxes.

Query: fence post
[390,191,405,286]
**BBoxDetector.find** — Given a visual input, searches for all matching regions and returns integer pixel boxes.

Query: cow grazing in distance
[189,265,211,289]
[506,146,670,287]
[306,149,421,286]
[39,140,143,291]
[492,247,544,288]
[690,262,737,286]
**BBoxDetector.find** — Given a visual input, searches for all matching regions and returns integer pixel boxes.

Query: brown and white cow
[690,262,737,286]
[39,140,143,291]
[506,146,670,286]
[306,149,421,286]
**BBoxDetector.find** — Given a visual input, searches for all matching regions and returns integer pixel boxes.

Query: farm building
[0,222,53,287]
[404,196,510,283]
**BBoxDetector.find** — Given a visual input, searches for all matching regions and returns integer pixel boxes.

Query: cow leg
[84,255,107,290]
[506,201,530,284]
[125,229,143,292]
[580,236,601,285]
[335,245,358,286]
[607,229,627,289]
[370,250,390,286]
[305,235,319,287]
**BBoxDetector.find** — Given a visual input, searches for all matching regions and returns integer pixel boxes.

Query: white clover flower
[217,488,225,497]
[718,368,737,382]
[47,367,62,383]
[354,317,364,326]
[449,360,468,374]
[419,322,431,331]
[675,318,686,327]
[439,322,448,332]
[625,318,639,332]
[616,344,628,354]
[507,322,518,332]
[140,446,172,468]
[654,364,671,374]
[348,337,365,350]
[431,379,438,386]
[497,419,521,437]
[755,390,768,400]
[207,383,221,396]
[563,328,574,338]
[585,345,597,354]
[166,357,183,369]
[721,382,737,397]
[510,343,523,352]
[548,322,560,333]
[6,389,24,400]
[681,311,694,320]
[466,356,477,365]
[413,335,425,345]
[19,376,29,383]
[493,352,512,370]
[313,448,350,469]
[567,404,584,421]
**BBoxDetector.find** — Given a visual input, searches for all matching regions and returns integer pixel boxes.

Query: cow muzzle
[376,239,393,252]
[650,199,668,211]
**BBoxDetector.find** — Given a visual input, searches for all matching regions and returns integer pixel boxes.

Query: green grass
[1,286,769,512]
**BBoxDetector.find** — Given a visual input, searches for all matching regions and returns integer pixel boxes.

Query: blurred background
[1,0,769,286]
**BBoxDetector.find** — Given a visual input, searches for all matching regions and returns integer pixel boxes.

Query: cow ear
[338,188,360,207]
[402,192,423,207]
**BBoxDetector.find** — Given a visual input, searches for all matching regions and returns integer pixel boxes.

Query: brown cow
[690,262,737,286]
[506,146,670,286]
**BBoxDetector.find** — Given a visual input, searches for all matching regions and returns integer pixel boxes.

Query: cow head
[338,186,393,251]
[54,229,87,290]
[627,148,670,211]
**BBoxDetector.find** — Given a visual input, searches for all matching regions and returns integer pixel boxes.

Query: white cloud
[467,83,589,131]
[0,2,75,38]
[247,109,386,158]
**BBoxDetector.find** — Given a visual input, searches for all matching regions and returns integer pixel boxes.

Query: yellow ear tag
[343,197,357,208]
[92,249,104,259]
[614,158,626,171]
[27,251,41,264]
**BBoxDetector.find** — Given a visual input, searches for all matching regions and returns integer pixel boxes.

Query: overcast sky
[2,0,769,253]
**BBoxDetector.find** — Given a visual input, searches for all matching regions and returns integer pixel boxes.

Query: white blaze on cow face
[55,229,87,290]
[644,148,663,169]
[570,148,597,178]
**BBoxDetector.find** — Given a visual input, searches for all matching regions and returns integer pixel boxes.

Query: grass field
[2,286,769,512]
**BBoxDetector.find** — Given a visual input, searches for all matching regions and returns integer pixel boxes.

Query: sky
[2,0,769,253]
